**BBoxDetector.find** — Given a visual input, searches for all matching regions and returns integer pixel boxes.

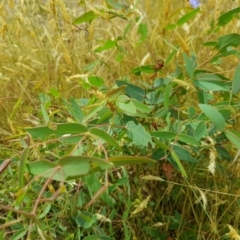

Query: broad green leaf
[89,127,121,150]
[116,95,136,115]
[58,156,90,179]
[76,212,94,229]
[26,160,64,181]
[176,8,200,26]
[69,97,84,123]
[116,80,146,102]
[194,81,229,91]
[183,53,195,80]
[164,82,170,109]
[193,121,206,141]
[217,7,240,26]
[232,64,240,94]
[131,65,155,75]
[150,131,176,140]
[178,134,200,146]
[126,121,153,147]
[199,104,225,131]
[138,23,148,43]
[105,85,127,101]
[19,147,29,188]
[88,76,104,87]
[132,100,152,113]
[224,129,240,150]
[108,156,155,166]
[171,150,187,178]
[58,156,113,179]
[73,11,98,25]
[195,73,222,81]
[172,145,197,163]
[216,33,240,53]
[95,40,116,52]
[155,108,169,118]
[26,123,88,139]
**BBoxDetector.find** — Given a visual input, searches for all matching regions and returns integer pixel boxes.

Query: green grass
[1,0,240,239]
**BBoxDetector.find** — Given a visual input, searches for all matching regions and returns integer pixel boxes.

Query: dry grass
[1,0,240,239]
[0,0,239,134]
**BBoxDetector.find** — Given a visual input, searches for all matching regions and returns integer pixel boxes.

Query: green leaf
[69,97,84,123]
[153,138,170,150]
[108,156,155,166]
[76,212,94,229]
[224,129,240,150]
[11,229,27,240]
[26,123,88,139]
[165,48,178,65]
[131,65,155,75]
[88,76,104,87]
[176,8,200,26]
[137,23,148,43]
[105,85,127,101]
[73,11,98,25]
[178,134,200,146]
[164,82,170,109]
[164,23,177,30]
[210,50,239,63]
[132,100,152,113]
[183,53,196,80]
[26,160,63,181]
[170,150,187,178]
[194,81,229,91]
[193,121,206,141]
[58,156,113,179]
[150,131,176,140]
[216,33,240,53]
[83,236,115,240]
[82,105,103,123]
[19,147,29,189]
[116,95,136,115]
[232,64,240,94]
[126,121,153,147]
[198,104,225,131]
[155,108,169,118]
[89,127,121,150]
[40,103,49,123]
[95,40,117,52]
[217,7,240,27]
[172,145,197,163]
[106,0,127,10]
[116,80,145,102]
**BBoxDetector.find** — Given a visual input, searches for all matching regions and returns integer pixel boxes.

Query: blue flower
[189,0,200,8]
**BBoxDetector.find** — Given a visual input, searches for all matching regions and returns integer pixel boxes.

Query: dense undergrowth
[1,0,240,239]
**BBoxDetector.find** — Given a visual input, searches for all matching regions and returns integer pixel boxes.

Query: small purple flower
[189,0,200,8]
